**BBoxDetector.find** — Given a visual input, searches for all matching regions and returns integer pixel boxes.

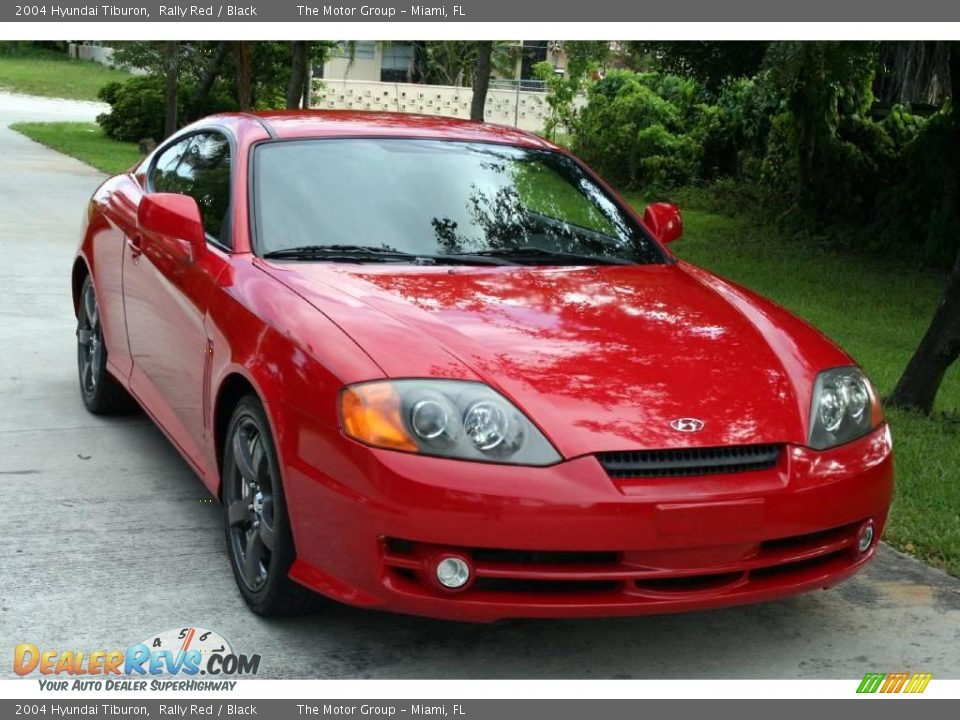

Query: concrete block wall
[315,79,586,133]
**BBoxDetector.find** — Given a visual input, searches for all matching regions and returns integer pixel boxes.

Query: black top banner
[6,0,960,22]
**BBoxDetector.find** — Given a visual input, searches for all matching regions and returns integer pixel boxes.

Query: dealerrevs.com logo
[14,627,261,691]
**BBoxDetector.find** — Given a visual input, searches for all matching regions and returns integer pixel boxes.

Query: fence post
[514,83,521,127]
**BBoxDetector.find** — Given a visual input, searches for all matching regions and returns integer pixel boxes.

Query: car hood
[258,260,850,457]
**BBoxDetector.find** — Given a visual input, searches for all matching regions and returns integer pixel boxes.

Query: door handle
[128,233,142,259]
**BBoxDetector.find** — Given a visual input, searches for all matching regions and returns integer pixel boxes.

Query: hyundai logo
[670,417,705,433]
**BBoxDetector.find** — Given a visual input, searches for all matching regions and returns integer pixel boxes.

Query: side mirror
[643,202,683,245]
[138,193,206,262]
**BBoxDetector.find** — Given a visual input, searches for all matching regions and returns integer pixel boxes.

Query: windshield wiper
[263,244,517,266]
[262,244,419,262]
[458,247,635,265]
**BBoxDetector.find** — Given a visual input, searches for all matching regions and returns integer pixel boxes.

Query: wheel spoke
[258,519,276,552]
[91,343,102,382]
[232,427,258,484]
[83,286,98,328]
[250,435,266,481]
[243,532,265,584]
[227,499,251,527]
[81,358,93,391]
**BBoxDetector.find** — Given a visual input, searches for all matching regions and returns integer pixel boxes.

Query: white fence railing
[314,78,585,133]
[66,43,147,75]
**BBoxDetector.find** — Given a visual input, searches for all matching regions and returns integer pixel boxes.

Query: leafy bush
[573,70,788,191]
[533,42,612,140]
[568,42,945,266]
[574,70,704,189]
[96,75,237,142]
[97,76,167,142]
[710,77,779,178]
[872,107,958,265]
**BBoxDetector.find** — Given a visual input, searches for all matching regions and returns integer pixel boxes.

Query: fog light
[858,522,875,552]
[435,556,470,589]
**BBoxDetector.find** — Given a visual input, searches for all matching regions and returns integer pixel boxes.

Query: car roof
[212,110,558,149]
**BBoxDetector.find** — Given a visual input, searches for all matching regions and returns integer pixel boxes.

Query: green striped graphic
[857,673,886,693]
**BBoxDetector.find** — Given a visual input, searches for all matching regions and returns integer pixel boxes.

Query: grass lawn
[624,192,959,575]
[0,47,129,102]
[11,122,142,175]
[10,121,958,575]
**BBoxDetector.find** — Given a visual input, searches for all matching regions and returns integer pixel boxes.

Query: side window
[176,133,232,245]
[151,138,192,194]
[149,131,233,247]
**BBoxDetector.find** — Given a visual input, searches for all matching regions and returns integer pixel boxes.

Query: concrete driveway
[1,92,958,680]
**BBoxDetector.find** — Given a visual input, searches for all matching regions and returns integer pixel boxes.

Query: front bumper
[282,420,893,622]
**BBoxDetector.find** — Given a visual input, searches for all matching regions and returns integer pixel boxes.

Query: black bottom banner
[1,699,957,720]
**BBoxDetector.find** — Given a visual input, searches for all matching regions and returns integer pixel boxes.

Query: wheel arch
[213,371,260,492]
[71,256,91,316]
[212,366,290,487]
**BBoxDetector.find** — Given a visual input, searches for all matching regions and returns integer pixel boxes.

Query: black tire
[222,395,318,616]
[76,275,135,414]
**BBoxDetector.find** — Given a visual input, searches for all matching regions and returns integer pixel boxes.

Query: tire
[222,395,318,616]
[76,275,135,414]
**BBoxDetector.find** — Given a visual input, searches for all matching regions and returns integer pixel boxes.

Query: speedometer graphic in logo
[139,626,232,661]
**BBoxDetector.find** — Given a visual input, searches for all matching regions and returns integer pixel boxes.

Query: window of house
[380,42,415,82]
[332,41,376,60]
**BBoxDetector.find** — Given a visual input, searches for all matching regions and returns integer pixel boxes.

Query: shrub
[96,75,237,142]
[574,70,703,190]
[872,107,957,265]
[97,76,167,142]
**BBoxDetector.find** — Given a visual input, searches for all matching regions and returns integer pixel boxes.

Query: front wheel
[222,395,318,616]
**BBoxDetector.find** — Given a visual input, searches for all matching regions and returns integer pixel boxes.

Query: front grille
[597,444,783,479]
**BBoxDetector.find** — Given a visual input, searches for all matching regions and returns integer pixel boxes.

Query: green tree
[534,41,611,139]
[624,41,769,90]
[760,42,880,217]
[162,41,179,139]
[890,42,960,413]
[286,41,310,109]
[470,41,493,121]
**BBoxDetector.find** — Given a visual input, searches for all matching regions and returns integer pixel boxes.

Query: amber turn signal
[340,382,418,452]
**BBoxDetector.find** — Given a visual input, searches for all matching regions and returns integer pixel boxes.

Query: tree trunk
[162,41,179,139]
[889,253,960,413]
[193,41,228,116]
[233,41,252,111]
[301,47,313,109]
[889,42,960,413]
[470,41,493,122]
[286,41,307,109]
[876,41,951,105]
[796,45,817,206]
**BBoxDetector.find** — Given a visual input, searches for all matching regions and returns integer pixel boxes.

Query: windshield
[252,139,664,264]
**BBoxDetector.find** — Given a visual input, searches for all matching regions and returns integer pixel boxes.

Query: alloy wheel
[77,280,103,400]
[226,417,278,592]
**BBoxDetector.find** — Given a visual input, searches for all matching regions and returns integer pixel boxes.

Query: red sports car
[74,111,893,621]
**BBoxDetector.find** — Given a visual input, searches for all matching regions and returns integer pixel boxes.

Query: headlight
[339,379,561,466]
[808,366,884,450]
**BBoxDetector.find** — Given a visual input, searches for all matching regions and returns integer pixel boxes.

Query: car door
[123,130,234,475]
